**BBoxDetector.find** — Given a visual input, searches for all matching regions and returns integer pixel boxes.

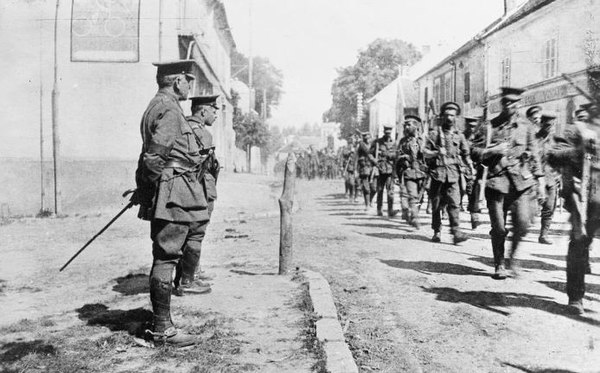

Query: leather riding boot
[149,278,199,347]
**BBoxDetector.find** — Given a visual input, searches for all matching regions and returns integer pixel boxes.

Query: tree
[231,50,284,118]
[232,111,271,172]
[325,38,422,140]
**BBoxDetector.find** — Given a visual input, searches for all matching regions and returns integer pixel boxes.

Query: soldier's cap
[360,131,370,137]
[500,86,525,102]
[440,101,461,115]
[541,111,557,121]
[404,115,422,124]
[525,105,542,118]
[464,116,480,124]
[152,60,196,80]
[574,108,586,117]
[190,95,220,109]
[383,125,394,131]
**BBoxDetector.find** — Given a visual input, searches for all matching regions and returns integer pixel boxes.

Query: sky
[222,0,505,128]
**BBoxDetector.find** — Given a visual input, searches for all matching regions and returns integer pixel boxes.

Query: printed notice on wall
[71,0,140,62]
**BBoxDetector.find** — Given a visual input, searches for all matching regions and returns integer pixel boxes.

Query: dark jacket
[424,127,471,183]
[136,89,209,222]
[471,112,542,193]
[370,136,396,175]
[396,135,427,180]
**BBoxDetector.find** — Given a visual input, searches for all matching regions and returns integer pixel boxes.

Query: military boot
[149,278,199,347]
[387,201,398,217]
[470,213,481,230]
[568,299,585,315]
[401,208,410,222]
[431,231,441,243]
[453,230,469,245]
[492,263,507,280]
[538,221,553,245]
[173,251,212,297]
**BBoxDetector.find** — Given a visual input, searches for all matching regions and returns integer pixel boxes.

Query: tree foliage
[232,112,270,150]
[325,38,422,140]
[231,50,284,118]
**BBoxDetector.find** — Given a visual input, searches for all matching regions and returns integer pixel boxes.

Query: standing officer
[341,136,358,202]
[171,95,221,296]
[547,102,598,314]
[424,102,471,244]
[133,60,207,347]
[397,115,427,228]
[356,131,377,210]
[463,116,482,228]
[371,125,398,216]
[535,112,561,244]
[471,87,544,279]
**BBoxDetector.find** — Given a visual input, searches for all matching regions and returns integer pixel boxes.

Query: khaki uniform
[535,127,561,241]
[356,140,376,207]
[371,136,397,215]
[424,128,471,236]
[396,135,427,226]
[548,120,599,305]
[340,145,357,200]
[471,113,542,270]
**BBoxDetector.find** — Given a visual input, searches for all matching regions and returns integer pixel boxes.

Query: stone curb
[303,269,358,373]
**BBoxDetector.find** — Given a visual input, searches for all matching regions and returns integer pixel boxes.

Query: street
[1,173,600,372]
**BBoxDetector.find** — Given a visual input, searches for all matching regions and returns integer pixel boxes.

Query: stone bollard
[279,153,296,275]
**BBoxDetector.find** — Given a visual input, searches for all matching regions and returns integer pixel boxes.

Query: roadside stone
[316,318,345,342]
[324,341,359,373]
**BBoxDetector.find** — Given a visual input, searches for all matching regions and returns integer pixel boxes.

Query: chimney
[504,0,527,15]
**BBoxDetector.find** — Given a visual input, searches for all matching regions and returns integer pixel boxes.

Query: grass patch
[296,282,327,373]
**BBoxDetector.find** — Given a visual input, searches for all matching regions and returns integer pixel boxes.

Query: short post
[279,152,296,275]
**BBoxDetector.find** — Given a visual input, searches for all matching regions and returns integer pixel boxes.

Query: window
[544,38,558,79]
[464,72,471,103]
[501,57,511,86]
[444,71,453,102]
[433,78,441,109]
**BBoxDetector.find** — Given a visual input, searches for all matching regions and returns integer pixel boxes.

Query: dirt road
[1,174,599,372]
[292,179,600,373]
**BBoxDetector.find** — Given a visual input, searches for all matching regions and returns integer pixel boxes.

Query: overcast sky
[223,0,505,127]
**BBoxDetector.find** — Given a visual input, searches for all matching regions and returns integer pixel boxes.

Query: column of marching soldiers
[318,86,597,315]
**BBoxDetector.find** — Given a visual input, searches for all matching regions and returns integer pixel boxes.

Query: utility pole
[39,17,45,213]
[247,0,253,173]
[52,0,61,215]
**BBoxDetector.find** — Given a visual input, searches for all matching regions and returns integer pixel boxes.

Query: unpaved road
[291,179,600,373]
[1,174,600,373]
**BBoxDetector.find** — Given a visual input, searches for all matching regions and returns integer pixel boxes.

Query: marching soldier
[547,102,599,314]
[356,131,377,210]
[471,87,544,279]
[463,116,483,228]
[424,102,471,244]
[396,115,427,228]
[133,60,207,347]
[526,105,543,223]
[371,125,398,217]
[341,136,358,202]
[172,95,222,297]
[535,112,561,244]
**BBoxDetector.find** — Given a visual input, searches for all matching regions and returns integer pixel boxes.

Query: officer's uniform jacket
[396,135,427,180]
[136,88,209,222]
[471,113,542,193]
[187,115,218,202]
[424,127,471,183]
[356,141,375,176]
[371,136,396,175]
[535,128,561,187]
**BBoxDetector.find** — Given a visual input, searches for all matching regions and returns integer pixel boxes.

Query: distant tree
[325,38,422,140]
[231,50,284,118]
[232,111,271,172]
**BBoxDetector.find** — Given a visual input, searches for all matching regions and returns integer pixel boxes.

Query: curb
[303,269,358,373]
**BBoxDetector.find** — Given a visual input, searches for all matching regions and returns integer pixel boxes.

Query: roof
[415,0,558,81]
[210,0,236,51]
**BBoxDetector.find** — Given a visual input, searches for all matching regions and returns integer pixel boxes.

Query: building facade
[416,0,600,133]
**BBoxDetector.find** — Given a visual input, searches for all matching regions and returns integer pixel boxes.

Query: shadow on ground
[539,281,600,302]
[500,361,582,373]
[0,340,56,363]
[423,287,600,326]
[367,232,453,245]
[77,303,152,337]
[112,273,149,295]
[469,255,564,272]
[380,259,490,277]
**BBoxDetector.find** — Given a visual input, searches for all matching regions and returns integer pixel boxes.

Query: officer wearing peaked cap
[133,60,208,347]
[171,95,222,297]
[471,87,544,279]
[424,102,472,244]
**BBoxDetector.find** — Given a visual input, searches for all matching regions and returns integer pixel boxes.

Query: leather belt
[164,159,199,171]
